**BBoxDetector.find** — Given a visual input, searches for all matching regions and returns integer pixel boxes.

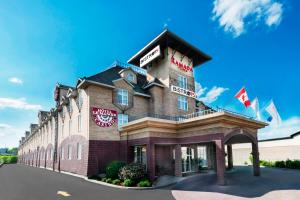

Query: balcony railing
[128,107,254,123]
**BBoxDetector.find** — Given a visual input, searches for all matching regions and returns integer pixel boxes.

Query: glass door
[181,147,194,173]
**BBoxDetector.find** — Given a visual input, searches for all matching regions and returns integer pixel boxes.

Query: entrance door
[181,147,194,173]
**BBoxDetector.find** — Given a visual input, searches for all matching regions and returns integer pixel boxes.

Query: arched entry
[224,129,260,176]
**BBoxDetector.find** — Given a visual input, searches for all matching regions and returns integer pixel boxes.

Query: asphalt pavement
[0,164,174,200]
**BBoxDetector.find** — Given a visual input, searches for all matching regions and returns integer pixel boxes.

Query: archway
[224,130,260,177]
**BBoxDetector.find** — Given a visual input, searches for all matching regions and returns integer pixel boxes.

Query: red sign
[171,57,193,72]
[91,107,117,127]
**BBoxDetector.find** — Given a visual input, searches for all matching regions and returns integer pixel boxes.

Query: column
[174,144,182,177]
[147,143,156,181]
[252,142,260,176]
[215,139,226,185]
[227,144,233,170]
[193,145,199,172]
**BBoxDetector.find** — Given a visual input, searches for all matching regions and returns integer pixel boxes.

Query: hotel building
[18,30,267,185]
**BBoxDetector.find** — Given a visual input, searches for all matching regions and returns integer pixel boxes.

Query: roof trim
[127,29,212,67]
[143,82,165,89]
[259,131,300,142]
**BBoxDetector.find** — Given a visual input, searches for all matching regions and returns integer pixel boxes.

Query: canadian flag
[235,87,251,107]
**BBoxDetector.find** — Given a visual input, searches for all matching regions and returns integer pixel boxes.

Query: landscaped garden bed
[89,161,152,188]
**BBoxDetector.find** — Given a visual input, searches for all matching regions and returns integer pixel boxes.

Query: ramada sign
[171,56,193,72]
[91,107,117,127]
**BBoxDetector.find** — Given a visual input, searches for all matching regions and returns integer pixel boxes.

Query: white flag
[250,97,261,120]
[265,100,282,126]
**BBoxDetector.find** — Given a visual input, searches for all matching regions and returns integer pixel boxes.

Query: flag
[235,87,251,108]
[250,97,261,120]
[265,100,282,126]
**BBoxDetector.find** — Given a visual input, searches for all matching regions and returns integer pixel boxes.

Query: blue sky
[0,0,299,147]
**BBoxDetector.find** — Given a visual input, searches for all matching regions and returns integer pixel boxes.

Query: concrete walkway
[171,166,300,200]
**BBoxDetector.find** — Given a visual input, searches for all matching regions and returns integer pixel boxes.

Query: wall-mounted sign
[91,107,117,127]
[171,85,196,98]
[140,45,161,67]
[171,57,193,72]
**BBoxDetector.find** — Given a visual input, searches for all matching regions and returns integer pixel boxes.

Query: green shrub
[101,177,107,182]
[137,179,151,187]
[105,161,125,179]
[112,179,121,185]
[123,179,133,187]
[275,161,285,168]
[105,178,112,184]
[285,159,293,168]
[249,155,253,164]
[119,163,146,182]
[0,156,18,164]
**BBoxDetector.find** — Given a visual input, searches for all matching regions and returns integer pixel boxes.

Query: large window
[178,75,188,89]
[126,73,134,82]
[197,146,208,168]
[78,114,82,132]
[118,114,128,129]
[134,146,147,167]
[117,89,128,105]
[77,143,82,160]
[68,145,72,160]
[178,95,188,111]
[61,147,64,160]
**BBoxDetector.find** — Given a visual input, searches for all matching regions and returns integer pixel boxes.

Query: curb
[85,178,154,190]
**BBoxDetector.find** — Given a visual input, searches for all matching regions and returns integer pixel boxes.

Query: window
[77,143,82,160]
[178,75,187,89]
[68,145,72,160]
[197,146,208,168]
[134,146,147,167]
[62,124,64,137]
[126,73,134,82]
[61,147,64,160]
[117,89,128,105]
[178,95,188,111]
[69,120,72,136]
[118,114,128,129]
[78,114,82,132]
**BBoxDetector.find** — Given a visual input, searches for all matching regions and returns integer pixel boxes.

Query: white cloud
[0,97,42,110]
[198,86,229,104]
[0,123,24,147]
[195,82,207,98]
[9,77,23,85]
[259,117,300,139]
[212,0,283,37]
[195,81,229,104]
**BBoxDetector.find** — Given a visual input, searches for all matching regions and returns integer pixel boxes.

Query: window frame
[178,95,188,111]
[118,114,129,129]
[126,73,134,82]
[77,143,82,160]
[117,89,129,106]
[178,75,188,89]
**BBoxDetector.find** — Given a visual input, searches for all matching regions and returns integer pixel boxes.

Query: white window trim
[77,143,82,160]
[178,95,188,111]
[117,89,129,106]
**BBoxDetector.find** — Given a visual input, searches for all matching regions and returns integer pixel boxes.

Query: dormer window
[126,73,134,82]
[117,89,128,106]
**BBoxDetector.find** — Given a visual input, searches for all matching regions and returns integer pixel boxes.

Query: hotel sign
[91,107,117,127]
[171,57,193,72]
[171,85,196,98]
[140,45,161,67]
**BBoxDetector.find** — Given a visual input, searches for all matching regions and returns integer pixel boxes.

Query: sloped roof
[128,29,212,67]
[83,65,154,96]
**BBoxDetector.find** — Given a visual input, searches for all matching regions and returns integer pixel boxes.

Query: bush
[101,177,107,182]
[105,178,112,184]
[137,179,151,187]
[112,179,121,185]
[105,161,125,179]
[0,156,18,164]
[275,161,285,168]
[123,179,133,187]
[119,163,146,182]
